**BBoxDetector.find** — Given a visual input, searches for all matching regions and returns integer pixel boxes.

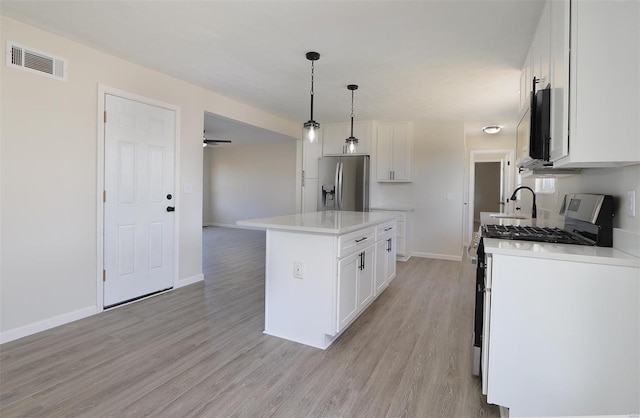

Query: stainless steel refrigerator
[317,155,370,211]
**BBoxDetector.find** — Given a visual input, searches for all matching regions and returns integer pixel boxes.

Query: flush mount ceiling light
[303,51,320,143]
[345,84,359,154]
[482,125,502,134]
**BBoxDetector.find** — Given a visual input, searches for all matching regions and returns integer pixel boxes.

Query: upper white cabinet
[376,122,413,182]
[523,0,640,168]
[322,121,373,156]
[554,0,640,167]
[548,0,570,162]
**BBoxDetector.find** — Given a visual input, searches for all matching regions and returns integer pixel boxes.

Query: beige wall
[0,17,299,340]
[371,121,466,260]
[203,143,297,225]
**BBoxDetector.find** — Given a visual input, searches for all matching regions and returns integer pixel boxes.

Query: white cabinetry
[322,121,372,156]
[376,122,413,182]
[554,0,640,167]
[371,209,412,260]
[336,226,376,332]
[484,253,639,416]
[523,0,640,167]
[337,253,359,331]
[374,220,396,295]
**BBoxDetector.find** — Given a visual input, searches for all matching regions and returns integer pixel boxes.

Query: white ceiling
[1,0,544,143]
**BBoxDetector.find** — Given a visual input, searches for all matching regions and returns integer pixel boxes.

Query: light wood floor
[0,227,498,417]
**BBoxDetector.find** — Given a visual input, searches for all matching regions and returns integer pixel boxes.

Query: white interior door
[103,94,175,307]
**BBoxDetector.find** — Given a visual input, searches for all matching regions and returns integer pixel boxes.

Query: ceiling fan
[203,131,232,147]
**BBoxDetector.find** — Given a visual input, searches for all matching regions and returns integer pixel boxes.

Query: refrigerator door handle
[337,162,344,210]
[334,161,341,210]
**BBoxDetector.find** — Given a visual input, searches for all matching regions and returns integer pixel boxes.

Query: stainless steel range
[483,193,614,247]
[471,193,614,377]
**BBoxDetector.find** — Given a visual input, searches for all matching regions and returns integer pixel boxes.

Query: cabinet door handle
[387,238,392,252]
[359,251,364,270]
[362,251,366,269]
[355,237,368,243]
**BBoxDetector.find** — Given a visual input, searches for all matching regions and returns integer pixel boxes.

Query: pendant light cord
[350,89,355,137]
[309,61,315,120]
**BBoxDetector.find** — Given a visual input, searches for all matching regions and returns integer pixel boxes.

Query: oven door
[471,237,485,377]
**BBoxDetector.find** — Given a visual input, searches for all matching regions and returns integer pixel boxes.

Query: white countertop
[483,238,640,267]
[237,211,397,235]
[479,212,639,267]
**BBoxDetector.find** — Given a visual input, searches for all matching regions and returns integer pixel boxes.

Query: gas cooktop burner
[482,224,593,245]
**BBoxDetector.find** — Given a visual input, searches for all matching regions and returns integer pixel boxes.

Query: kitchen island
[238,211,398,349]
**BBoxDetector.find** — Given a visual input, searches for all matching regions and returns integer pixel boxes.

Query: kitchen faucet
[510,186,537,219]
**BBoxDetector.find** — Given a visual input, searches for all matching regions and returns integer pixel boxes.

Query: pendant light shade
[345,84,359,154]
[303,52,320,143]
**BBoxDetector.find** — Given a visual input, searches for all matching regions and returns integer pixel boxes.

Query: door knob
[166,206,175,212]
[167,194,172,200]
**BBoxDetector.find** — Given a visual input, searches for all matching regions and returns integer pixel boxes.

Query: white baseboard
[411,252,462,262]
[204,222,264,231]
[396,255,411,262]
[177,273,204,288]
[0,305,98,345]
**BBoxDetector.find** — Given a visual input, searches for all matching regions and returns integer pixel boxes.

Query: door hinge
[103,111,107,123]
[103,190,106,202]
[103,270,106,282]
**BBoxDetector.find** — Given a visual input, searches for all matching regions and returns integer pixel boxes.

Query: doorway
[98,87,180,309]
[473,162,502,231]
[466,149,514,245]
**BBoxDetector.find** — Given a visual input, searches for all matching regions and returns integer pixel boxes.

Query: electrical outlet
[293,261,304,279]
[626,190,636,217]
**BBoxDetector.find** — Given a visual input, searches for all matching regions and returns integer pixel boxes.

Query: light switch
[447,193,455,200]
[183,183,193,194]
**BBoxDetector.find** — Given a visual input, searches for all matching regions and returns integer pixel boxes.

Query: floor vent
[6,41,67,81]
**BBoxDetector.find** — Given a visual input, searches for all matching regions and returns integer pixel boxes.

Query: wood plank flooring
[0,226,499,417]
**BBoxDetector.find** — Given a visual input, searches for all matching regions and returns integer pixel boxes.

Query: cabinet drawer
[375,220,396,240]
[339,227,375,258]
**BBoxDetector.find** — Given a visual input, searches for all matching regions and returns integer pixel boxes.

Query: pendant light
[345,84,359,153]
[303,51,320,143]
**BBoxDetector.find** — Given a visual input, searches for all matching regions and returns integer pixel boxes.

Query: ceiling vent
[6,41,67,81]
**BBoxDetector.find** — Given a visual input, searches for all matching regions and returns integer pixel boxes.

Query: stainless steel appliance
[470,193,614,377]
[317,155,369,211]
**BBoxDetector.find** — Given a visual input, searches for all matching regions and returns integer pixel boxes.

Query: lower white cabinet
[338,244,374,332]
[338,253,359,331]
[375,227,396,295]
[484,253,639,416]
[371,208,412,259]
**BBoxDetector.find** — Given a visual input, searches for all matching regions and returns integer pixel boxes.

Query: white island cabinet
[238,211,397,349]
